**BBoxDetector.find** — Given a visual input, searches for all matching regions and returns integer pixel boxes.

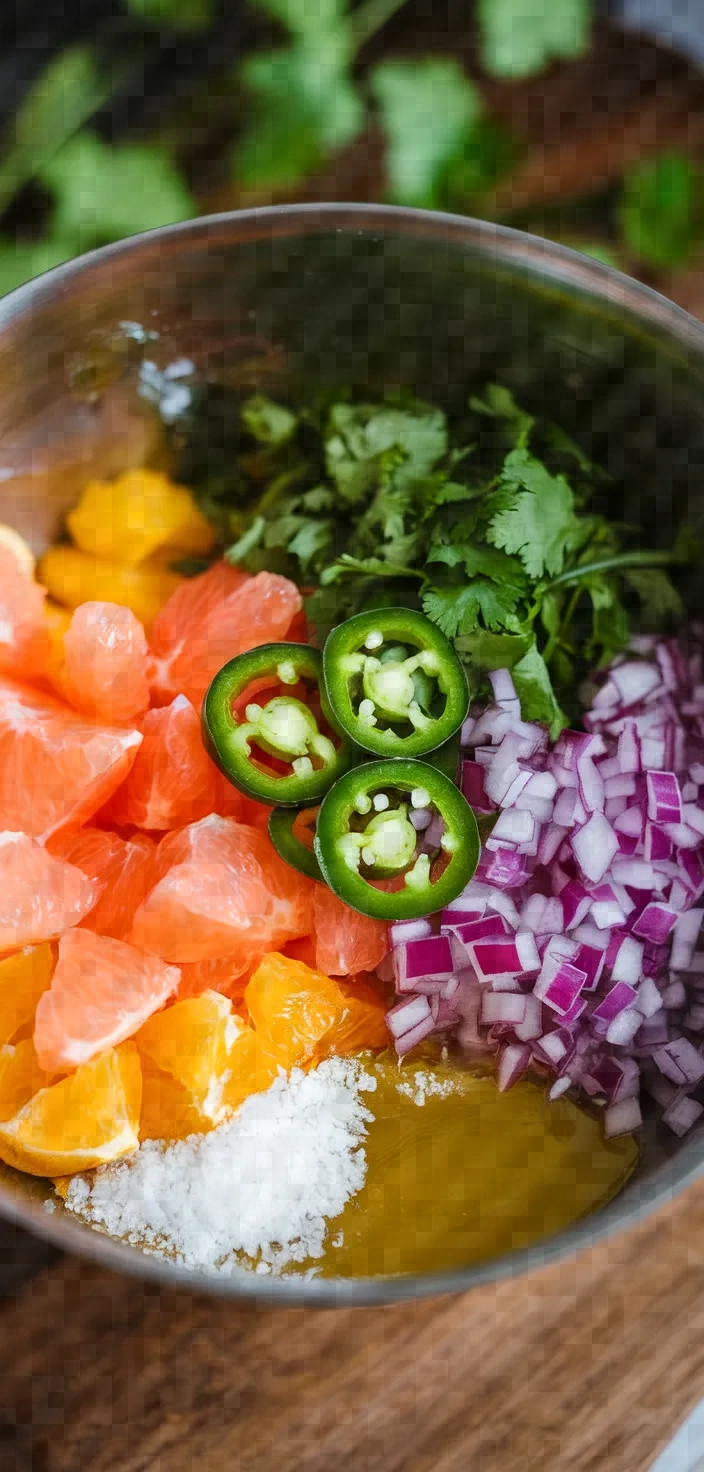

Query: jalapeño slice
[322,608,469,760]
[268,805,322,881]
[203,642,356,806]
[315,758,480,920]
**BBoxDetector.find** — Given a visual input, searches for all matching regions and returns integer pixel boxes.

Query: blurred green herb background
[0,0,701,298]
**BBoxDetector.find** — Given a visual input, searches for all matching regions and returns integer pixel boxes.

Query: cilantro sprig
[172,382,688,738]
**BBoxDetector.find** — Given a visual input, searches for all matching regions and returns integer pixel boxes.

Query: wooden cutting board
[2,1173,704,1471]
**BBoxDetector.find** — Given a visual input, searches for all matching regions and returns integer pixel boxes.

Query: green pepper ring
[202,642,358,806]
[314,758,481,920]
[268,806,323,881]
[322,608,469,759]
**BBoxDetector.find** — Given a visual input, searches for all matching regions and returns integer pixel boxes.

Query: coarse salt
[62,1057,377,1275]
[396,1068,458,1107]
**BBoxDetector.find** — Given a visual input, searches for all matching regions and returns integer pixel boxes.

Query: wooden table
[2,1175,704,1471]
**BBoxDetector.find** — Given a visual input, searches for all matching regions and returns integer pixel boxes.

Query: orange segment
[135,989,253,1124]
[67,469,215,567]
[0,944,54,1046]
[177,951,260,1004]
[61,601,150,725]
[138,1060,208,1141]
[33,928,179,1074]
[312,887,389,977]
[246,952,389,1073]
[148,560,302,707]
[37,546,182,631]
[0,1040,50,1120]
[0,547,48,680]
[0,678,142,840]
[106,695,220,830]
[0,1043,141,1176]
[0,835,96,950]
[129,815,314,965]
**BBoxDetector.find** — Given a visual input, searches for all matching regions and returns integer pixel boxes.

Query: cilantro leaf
[469,383,534,441]
[619,153,703,271]
[478,0,590,79]
[370,58,481,208]
[325,401,447,502]
[287,519,334,565]
[454,625,534,673]
[487,447,582,578]
[233,39,364,191]
[321,553,422,585]
[511,642,567,738]
[422,576,522,635]
[40,133,194,245]
[427,541,528,593]
[226,516,266,564]
[241,395,297,447]
[625,567,684,624]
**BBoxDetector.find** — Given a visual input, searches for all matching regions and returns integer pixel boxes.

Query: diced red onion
[481,992,527,1025]
[390,919,433,946]
[662,1095,704,1136]
[571,812,619,883]
[646,770,682,824]
[609,935,643,985]
[394,1014,437,1055]
[515,993,543,1041]
[604,1096,643,1137]
[593,982,639,1024]
[635,975,663,1018]
[496,1042,532,1091]
[654,1037,704,1085]
[631,901,677,944]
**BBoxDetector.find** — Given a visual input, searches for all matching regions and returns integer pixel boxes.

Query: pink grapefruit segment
[0,678,142,840]
[33,927,179,1073]
[128,814,314,964]
[61,601,150,725]
[0,833,97,949]
[147,561,302,707]
[0,547,49,680]
[106,694,222,831]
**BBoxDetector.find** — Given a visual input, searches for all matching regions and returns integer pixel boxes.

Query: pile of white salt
[63,1057,377,1275]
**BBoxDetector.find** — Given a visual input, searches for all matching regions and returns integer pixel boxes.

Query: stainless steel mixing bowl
[1,203,703,1306]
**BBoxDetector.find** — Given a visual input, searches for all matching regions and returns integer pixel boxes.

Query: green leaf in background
[251,0,348,34]
[441,117,519,208]
[233,39,364,191]
[619,152,703,270]
[625,567,684,623]
[40,132,195,246]
[0,47,110,217]
[0,236,76,298]
[370,58,481,207]
[478,0,590,79]
[126,0,213,27]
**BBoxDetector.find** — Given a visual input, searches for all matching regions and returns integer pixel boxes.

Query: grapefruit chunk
[148,561,302,707]
[33,928,179,1073]
[0,678,142,839]
[0,834,97,949]
[61,601,150,724]
[312,887,389,977]
[0,1043,141,1176]
[0,547,48,679]
[106,695,220,830]
[129,815,313,964]
[47,827,157,939]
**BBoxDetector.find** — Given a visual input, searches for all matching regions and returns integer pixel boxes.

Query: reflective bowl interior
[1,205,703,1305]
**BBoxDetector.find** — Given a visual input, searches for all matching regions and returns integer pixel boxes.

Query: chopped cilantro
[173,384,690,736]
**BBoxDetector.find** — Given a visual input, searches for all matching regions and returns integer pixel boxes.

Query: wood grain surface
[0,1178,703,1471]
